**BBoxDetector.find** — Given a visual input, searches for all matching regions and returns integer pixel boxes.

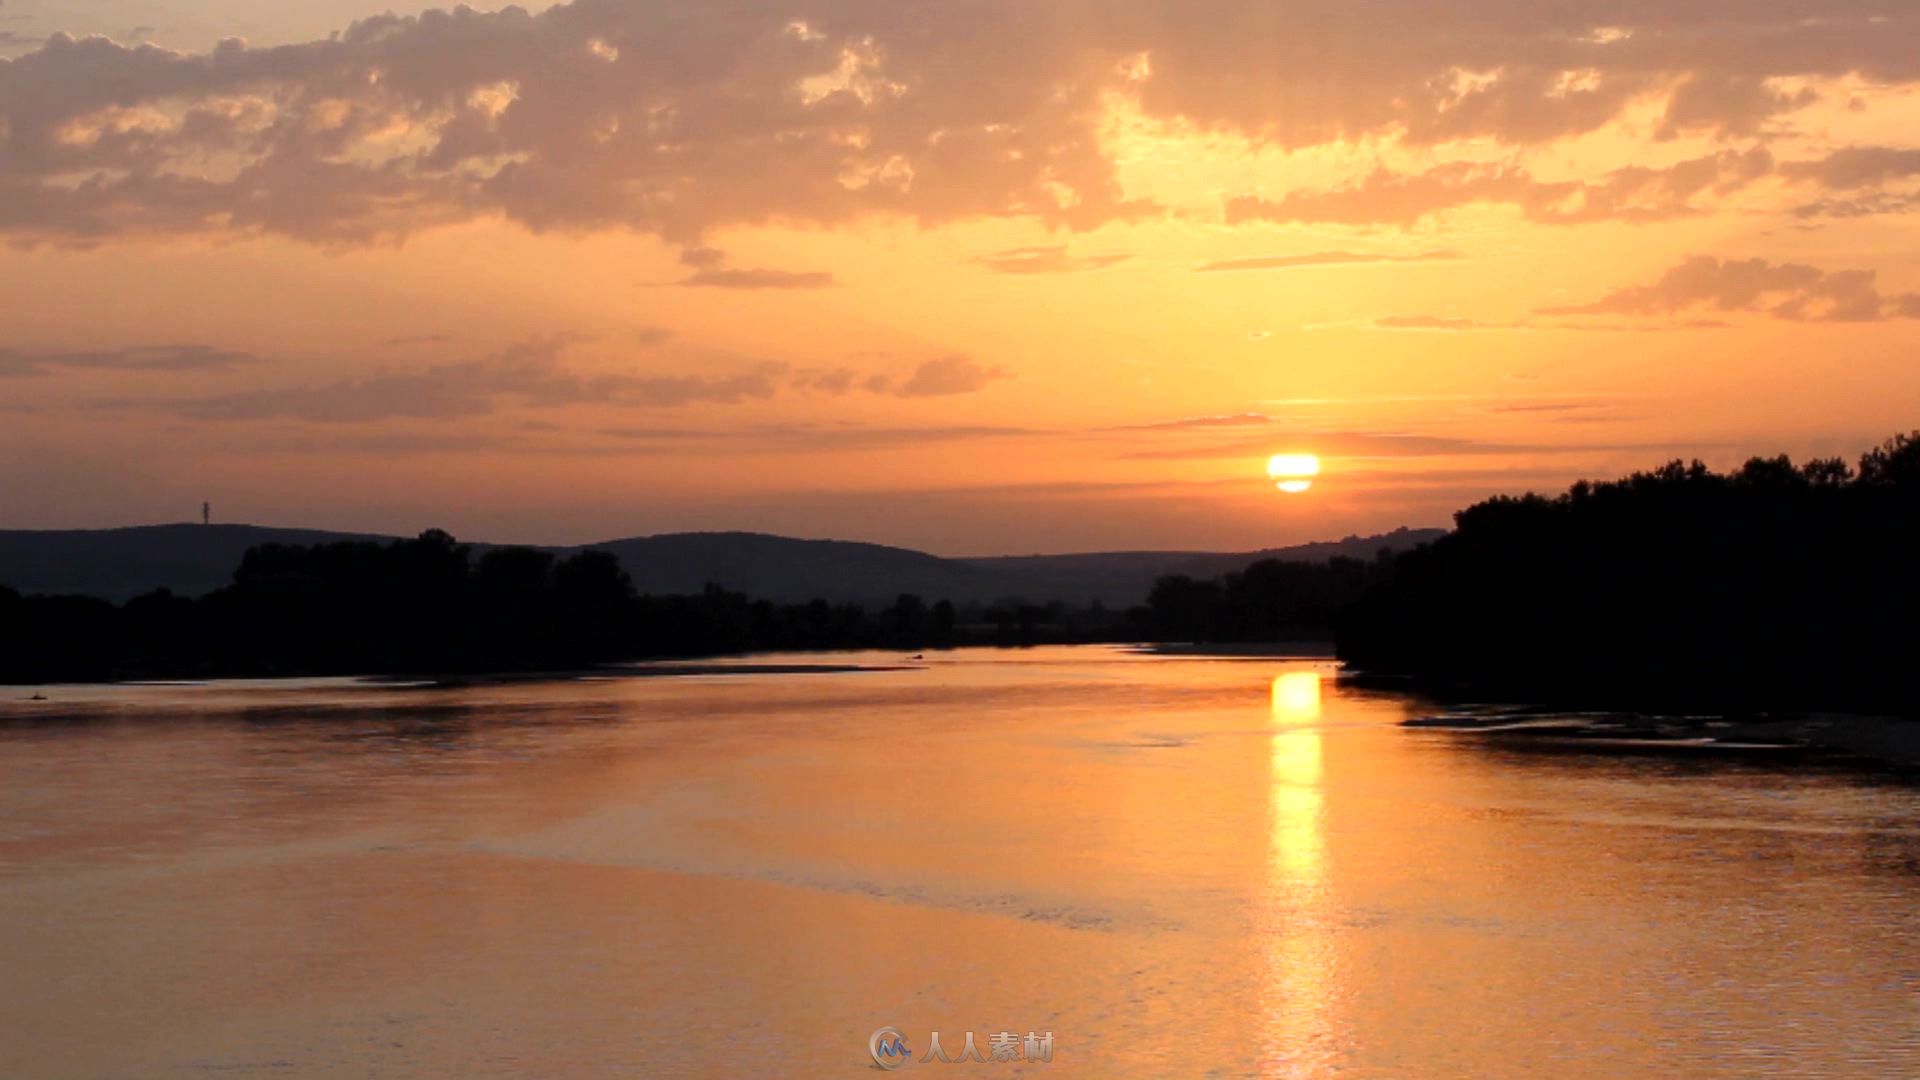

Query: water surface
[3,647,1918,1077]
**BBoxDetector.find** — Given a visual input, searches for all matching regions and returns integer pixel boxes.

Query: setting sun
[1268,454,1322,494]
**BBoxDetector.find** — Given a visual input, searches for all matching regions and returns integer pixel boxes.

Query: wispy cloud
[597,422,1044,453]
[1368,314,1729,332]
[1106,413,1275,431]
[975,246,1133,274]
[1194,250,1457,273]
[895,355,1011,397]
[669,247,834,289]
[1226,150,1773,227]
[136,336,787,422]
[1118,430,1530,461]
[1539,255,1920,323]
[0,344,258,378]
[679,268,835,290]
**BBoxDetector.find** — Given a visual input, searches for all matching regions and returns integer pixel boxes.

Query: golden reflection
[1271,671,1324,724]
[1263,670,1334,1075]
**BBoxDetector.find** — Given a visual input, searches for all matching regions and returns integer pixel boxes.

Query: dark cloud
[1539,255,1920,322]
[1194,251,1457,272]
[0,343,256,377]
[895,355,1011,397]
[2,3,1916,244]
[975,245,1133,274]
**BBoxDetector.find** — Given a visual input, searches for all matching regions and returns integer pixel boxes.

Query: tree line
[1136,430,1920,712]
[1334,431,1920,712]
[0,530,1130,683]
[7,430,1919,708]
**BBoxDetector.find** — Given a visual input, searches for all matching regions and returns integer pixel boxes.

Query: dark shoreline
[1393,699,1920,771]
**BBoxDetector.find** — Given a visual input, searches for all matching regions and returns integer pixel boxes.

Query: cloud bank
[4,2,1920,246]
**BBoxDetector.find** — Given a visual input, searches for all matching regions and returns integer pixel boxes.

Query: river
[2,646,1918,1077]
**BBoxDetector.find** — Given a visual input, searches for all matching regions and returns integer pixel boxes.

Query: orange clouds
[5,3,1920,247]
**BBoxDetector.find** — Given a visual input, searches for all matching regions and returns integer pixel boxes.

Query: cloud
[1655,72,1817,139]
[1368,314,1728,332]
[1789,193,1918,219]
[1118,429,1530,460]
[1539,255,1920,322]
[679,267,835,290]
[596,422,1044,453]
[1777,146,1920,216]
[141,335,789,422]
[895,355,1011,397]
[0,343,256,377]
[1781,146,1920,189]
[975,246,1133,274]
[1373,315,1486,331]
[670,246,832,288]
[790,367,862,394]
[1194,250,1457,272]
[102,336,1014,420]
[1487,401,1606,414]
[1108,413,1275,431]
[1226,149,1774,227]
[3,4,1916,244]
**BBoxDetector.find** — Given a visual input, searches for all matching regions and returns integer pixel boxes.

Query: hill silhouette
[0,524,388,602]
[0,524,1441,607]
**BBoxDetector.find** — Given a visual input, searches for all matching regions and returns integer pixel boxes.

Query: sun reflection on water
[1263,670,1336,1075]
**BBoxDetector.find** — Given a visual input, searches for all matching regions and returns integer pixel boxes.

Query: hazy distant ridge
[0,524,1445,606]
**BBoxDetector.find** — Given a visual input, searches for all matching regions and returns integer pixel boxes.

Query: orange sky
[3,1,1919,552]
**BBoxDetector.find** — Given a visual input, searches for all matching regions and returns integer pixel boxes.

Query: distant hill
[959,528,1448,606]
[0,523,1445,607]
[0,524,388,602]
[575,532,1007,606]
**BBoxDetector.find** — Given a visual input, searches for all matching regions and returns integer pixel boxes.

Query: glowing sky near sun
[4,1,1920,551]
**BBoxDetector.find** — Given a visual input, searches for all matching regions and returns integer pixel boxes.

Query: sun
[1267,453,1321,494]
